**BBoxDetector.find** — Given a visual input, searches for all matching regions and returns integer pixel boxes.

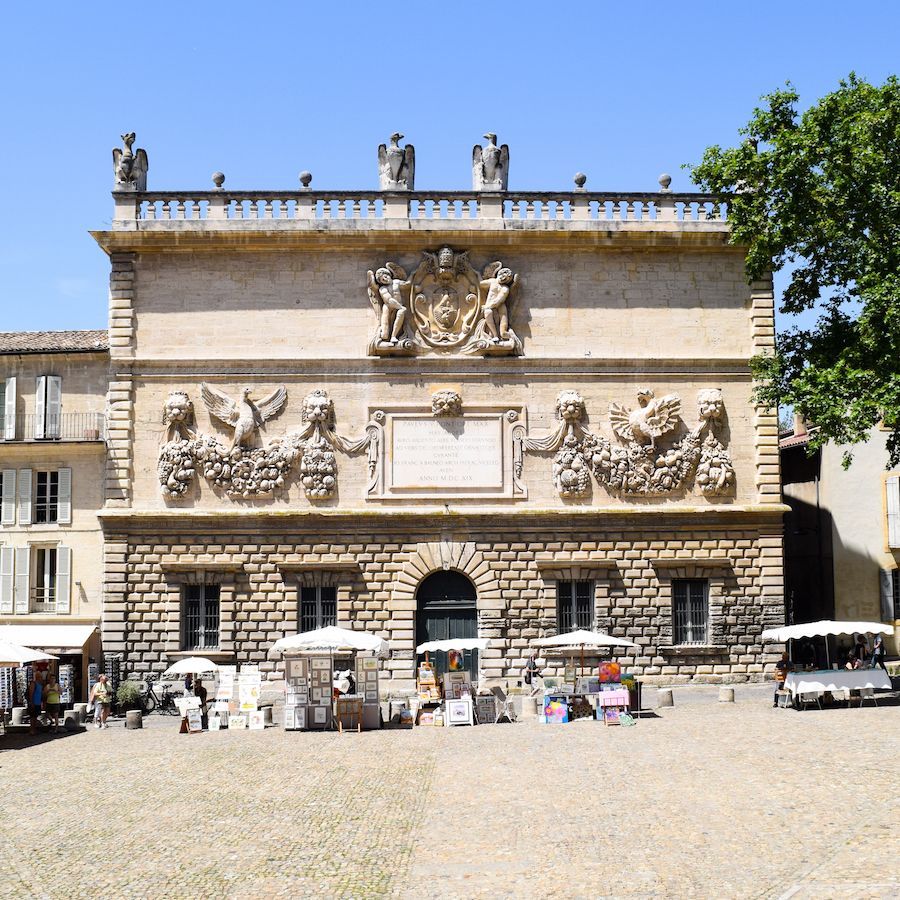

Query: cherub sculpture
[200,383,287,449]
[609,389,681,450]
[378,132,415,190]
[472,133,509,191]
[366,263,409,345]
[479,261,518,343]
[112,132,148,191]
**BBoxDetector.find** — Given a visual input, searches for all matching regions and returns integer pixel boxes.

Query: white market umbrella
[0,639,58,668]
[415,638,492,653]
[272,625,389,659]
[533,629,639,674]
[761,620,894,669]
[163,656,221,677]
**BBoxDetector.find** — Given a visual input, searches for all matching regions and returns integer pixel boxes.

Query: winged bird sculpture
[609,389,681,450]
[378,132,415,190]
[200,383,287,449]
[472,133,509,191]
[112,132,149,191]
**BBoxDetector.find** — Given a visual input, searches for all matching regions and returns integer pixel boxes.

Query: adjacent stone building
[16,133,788,692]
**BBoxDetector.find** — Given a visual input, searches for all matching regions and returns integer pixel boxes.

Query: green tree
[690,74,900,465]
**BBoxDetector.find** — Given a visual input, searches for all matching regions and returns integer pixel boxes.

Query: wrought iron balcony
[0,412,105,442]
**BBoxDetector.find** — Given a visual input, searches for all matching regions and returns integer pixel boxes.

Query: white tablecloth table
[783,669,892,698]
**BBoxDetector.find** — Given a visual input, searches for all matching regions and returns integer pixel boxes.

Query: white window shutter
[57,467,72,525]
[3,376,15,440]
[46,375,62,439]
[56,546,71,614]
[1,470,15,525]
[34,376,46,439]
[887,477,900,548]
[14,546,29,613]
[0,547,13,613]
[17,469,31,525]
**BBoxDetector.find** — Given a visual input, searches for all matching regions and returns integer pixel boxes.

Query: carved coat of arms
[366,246,522,357]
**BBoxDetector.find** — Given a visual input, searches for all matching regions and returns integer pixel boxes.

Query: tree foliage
[690,74,900,465]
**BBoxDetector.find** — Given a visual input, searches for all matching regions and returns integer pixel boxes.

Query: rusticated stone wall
[105,512,784,690]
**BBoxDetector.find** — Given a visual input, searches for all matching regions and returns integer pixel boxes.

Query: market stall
[532,630,639,724]
[163,656,220,730]
[0,640,58,733]
[272,626,389,731]
[761,620,894,668]
[782,669,892,700]
[414,637,491,726]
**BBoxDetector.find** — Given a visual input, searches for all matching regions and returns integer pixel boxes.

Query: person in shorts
[774,652,792,706]
[44,672,62,733]
[90,674,112,728]
[26,672,44,735]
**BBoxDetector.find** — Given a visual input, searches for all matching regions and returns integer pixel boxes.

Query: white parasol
[272,625,390,659]
[0,639,58,668]
[533,629,639,674]
[163,656,221,677]
[415,638,492,653]
[761,620,894,641]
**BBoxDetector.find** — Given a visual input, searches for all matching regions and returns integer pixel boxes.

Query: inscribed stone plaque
[391,416,503,491]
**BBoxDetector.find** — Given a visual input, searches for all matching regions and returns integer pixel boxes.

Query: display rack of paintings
[354,655,380,729]
[474,694,498,724]
[284,657,309,731]
[0,667,14,709]
[58,665,75,704]
[309,656,333,730]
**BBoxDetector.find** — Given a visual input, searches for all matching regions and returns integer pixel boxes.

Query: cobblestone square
[1,685,897,899]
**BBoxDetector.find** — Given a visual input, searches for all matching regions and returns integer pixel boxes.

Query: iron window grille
[557,580,594,632]
[300,585,337,632]
[892,570,900,621]
[183,584,221,650]
[35,471,59,524]
[672,578,709,645]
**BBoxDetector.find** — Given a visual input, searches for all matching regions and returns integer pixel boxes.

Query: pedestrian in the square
[853,633,869,666]
[44,672,62,733]
[870,633,888,673]
[523,652,542,696]
[773,652,792,707]
[26,672,44,734]
[90,674,112,729]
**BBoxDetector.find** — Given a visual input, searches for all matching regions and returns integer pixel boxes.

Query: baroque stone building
[88,134,785,689]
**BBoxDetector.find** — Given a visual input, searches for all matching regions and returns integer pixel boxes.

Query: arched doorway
[415,570,478,678]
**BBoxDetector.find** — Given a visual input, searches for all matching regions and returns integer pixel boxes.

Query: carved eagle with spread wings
[112,132,148,191]
[200,383,287,449]
[378,132,415,190]
[609,389,681,449]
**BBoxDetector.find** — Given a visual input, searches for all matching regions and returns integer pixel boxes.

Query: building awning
[0,624,98,653]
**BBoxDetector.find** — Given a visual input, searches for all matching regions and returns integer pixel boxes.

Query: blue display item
[543,695,569,724]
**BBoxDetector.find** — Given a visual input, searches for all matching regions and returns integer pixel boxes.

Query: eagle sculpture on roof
[378,133,415,190]
[609,389,681,450]
[200,383,287,449]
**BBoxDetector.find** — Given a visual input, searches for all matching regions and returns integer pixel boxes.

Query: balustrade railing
[0,412,105,442]
[116,190,728,226]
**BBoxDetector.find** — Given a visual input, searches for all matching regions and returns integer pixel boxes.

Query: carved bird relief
[200,383,287,449]
[609,389,681,450]
[378,133,415,190]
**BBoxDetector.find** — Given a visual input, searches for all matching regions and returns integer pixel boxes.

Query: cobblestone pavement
[1,684,898,899]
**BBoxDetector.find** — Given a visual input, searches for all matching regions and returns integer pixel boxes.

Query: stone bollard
[657,687,674,708]
[74,703,88,721]
[125,709,143,730]
[718,687,735,703]
[11,707,26,726]
[64,710,80,730]
[519,695,537,719]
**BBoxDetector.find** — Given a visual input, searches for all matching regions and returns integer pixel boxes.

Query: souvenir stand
[414,638,492,726]
[532,630,639,724]
[0,640,57,732]
[272,626,389,732]
[162,656,222,731]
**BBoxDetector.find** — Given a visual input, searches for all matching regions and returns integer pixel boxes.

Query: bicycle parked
[137,673,184,715]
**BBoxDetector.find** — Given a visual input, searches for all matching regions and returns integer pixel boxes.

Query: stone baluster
[263,199,274,219]
[175,198,186,220]
[144,200,156,220]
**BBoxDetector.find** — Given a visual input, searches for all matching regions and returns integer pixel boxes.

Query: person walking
[523,652,542,697]
[44,673,62,733]
[870,634,888,673]
[26,672,44,735]
[774,652,792,707]
[90,674,112,729]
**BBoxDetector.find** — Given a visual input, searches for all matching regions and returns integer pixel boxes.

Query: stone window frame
[534,558,619,633]
[277,562,360,636]
[651,559,732,655]
[160,562,242,662]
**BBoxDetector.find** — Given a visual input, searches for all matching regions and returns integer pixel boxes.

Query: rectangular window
[34,471,59,524]
[182,584,221,650]
[557,580,593,632]
[300,585,337,632]
[893,571,900,621]
[673,579,709,645]
[31,547,57,612]
[35,375,62,440]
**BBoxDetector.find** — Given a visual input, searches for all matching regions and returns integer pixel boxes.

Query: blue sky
[0,1,897,332]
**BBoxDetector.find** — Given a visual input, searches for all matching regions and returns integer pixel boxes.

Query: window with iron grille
[35,471,59,523]
[300,585,337,632]
[182,584,221,650]
[32,547,57,612]
[557,580,593,632]
[672,579,709,645]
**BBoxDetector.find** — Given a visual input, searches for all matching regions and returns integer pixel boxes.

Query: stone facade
[89,135,785,690]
